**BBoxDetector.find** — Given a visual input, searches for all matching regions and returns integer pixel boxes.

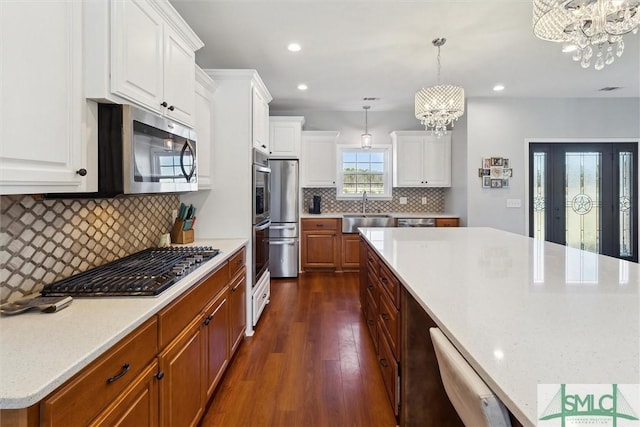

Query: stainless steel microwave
[93,104,198,197]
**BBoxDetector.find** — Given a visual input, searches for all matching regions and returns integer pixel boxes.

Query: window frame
[335,144,393,200]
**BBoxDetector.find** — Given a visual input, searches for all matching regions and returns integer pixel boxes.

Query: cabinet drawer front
[379,263,400,309]
[366,247,379,277]
[366,271,378,310]
[364,288,378,352]
[377,327,399,417]
[158,262,229,349]
[229,247,246,279]
[41,318,158,427]
[436,218,459,227]
[378,289,400,360]
[302,218,338,230]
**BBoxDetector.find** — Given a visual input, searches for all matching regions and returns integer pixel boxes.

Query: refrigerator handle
[268,239,296,245]
[270,225,296,230]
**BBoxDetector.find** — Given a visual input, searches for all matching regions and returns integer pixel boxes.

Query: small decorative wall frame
[479,157,512,188]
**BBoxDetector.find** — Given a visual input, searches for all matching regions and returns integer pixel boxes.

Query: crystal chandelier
[415,38,465,137]
[361,106,372,149]
[533,0,640,70]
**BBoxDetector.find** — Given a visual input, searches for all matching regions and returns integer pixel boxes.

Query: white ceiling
[171,0,640,113]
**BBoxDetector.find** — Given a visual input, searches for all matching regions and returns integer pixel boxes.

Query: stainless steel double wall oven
[252,149,271,287]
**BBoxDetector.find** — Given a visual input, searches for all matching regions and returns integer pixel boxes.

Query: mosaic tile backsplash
[0,194,179,303]
[302,187,445,214]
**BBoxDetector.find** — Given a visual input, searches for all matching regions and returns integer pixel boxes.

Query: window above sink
[336,145,392,200]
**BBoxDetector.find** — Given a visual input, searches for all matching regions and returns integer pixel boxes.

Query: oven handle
[268,239,296,245]
[255,220,271,231]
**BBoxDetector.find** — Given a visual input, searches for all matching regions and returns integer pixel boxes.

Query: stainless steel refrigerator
[269,159,299,278]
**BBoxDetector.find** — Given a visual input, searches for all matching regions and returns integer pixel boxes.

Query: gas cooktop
[40,246,220,297]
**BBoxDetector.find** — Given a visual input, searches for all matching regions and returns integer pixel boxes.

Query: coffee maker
[309,195,321,214]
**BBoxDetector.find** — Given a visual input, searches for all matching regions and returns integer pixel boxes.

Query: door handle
[269,240,296,245]
[270,225,296,230]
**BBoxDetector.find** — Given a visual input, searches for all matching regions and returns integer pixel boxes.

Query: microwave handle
[180,140,196,182]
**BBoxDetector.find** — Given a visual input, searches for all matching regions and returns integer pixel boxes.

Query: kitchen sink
[342,214,395,233]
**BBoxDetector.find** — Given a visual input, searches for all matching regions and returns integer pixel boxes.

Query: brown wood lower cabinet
[341,233,360,269]
[90,360,159,427]
[301,218,339,270]
[6,247,248,427]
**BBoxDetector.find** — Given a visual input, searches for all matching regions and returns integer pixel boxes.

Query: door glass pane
[619,152,633,257]
[565,152,601,254]
[532,152,546,240]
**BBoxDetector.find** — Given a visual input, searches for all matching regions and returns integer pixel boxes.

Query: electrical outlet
[421,197,427,205]
[506,199,522,208]
[172,209,178,219]
[399,197,408,205]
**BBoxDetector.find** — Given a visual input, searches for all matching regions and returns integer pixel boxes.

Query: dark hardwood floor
[199,272,397,427]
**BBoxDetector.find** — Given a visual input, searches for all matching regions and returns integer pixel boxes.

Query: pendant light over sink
[361,106,372,149]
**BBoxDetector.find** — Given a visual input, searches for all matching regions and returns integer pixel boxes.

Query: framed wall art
[478,157,512,189]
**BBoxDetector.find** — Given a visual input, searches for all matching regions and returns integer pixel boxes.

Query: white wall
[275,109,468,222]
[466,97,640,235]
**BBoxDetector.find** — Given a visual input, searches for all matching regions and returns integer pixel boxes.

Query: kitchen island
[359,227,639,427]
[0,238,246,424]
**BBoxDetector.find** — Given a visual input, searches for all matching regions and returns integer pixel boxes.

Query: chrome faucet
[362,191,368,214]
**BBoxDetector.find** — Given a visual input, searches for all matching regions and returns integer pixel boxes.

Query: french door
[529,142,638,262]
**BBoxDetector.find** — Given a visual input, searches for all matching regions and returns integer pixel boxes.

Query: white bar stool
[430,328,512,427]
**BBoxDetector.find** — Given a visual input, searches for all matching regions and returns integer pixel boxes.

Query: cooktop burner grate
[41,246,220,297]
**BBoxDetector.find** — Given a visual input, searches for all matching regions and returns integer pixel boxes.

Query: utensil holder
[170,219,194,244]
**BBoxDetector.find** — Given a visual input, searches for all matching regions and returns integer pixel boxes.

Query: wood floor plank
[199,272,397,427]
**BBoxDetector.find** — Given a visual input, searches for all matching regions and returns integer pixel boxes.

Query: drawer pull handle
[204,313,214,326]
[380,358,389,368]
[155,371,165,380]
[367,285,374,290]
[107,363,130,384]
[367,319,374,325]
[316,224,324,227]
[381,313,390,321]
[380,277,387,284]
[237,259,244,266]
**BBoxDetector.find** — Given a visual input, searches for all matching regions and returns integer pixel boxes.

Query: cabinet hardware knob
[367,285,374,290]
[161,101,168,107]
[155,371,165,380]
[380,358,389,368]
[168,105,175,111]
[106,363,130,383]
[380,277,387,283]
[381,313,390,321]
[367,319,374,325]
[261,144,266,149]
[76,168,87,176]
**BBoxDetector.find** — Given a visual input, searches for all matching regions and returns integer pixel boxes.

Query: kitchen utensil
[0,296,73,315]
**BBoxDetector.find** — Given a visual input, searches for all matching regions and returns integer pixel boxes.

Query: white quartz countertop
[300,212,459,219]
[359,227,639,427]
[0,238,247,409]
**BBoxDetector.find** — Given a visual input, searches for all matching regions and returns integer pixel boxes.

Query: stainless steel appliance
[252,149,271,286]
[92,104,199,197]
[40,247,220,297]
[396,218,436,227]
[269,159,299,278]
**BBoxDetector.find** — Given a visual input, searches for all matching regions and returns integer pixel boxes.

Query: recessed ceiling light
[287,43,301,52]
[297,83,308,91]
[493,84,505,92]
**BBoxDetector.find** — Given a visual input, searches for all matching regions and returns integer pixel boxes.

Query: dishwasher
[396,218,436,227]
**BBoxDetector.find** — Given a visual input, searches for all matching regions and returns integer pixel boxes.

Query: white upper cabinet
[301,131,339,187]
[391,131,451,187]
[269,117,305,159]
[194,66,217,190]
[252,88,270,154]
[86,0,203,127]
[0,1,91,195]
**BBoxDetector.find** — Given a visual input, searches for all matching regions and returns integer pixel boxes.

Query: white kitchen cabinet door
[393,135,424,186]
[423,135,451,187]
[269,117,305,158]
[301,131,339,187]
[252,88,270,154]
[111,0,164,115]
[0,1,88,194]
[194,67,216,190]
[392,131,451,187]
[163,25,196,127]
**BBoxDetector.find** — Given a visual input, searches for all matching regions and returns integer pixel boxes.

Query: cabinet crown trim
[203,69,272,102]
[270,116,305,125]
[152,0,204,51]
